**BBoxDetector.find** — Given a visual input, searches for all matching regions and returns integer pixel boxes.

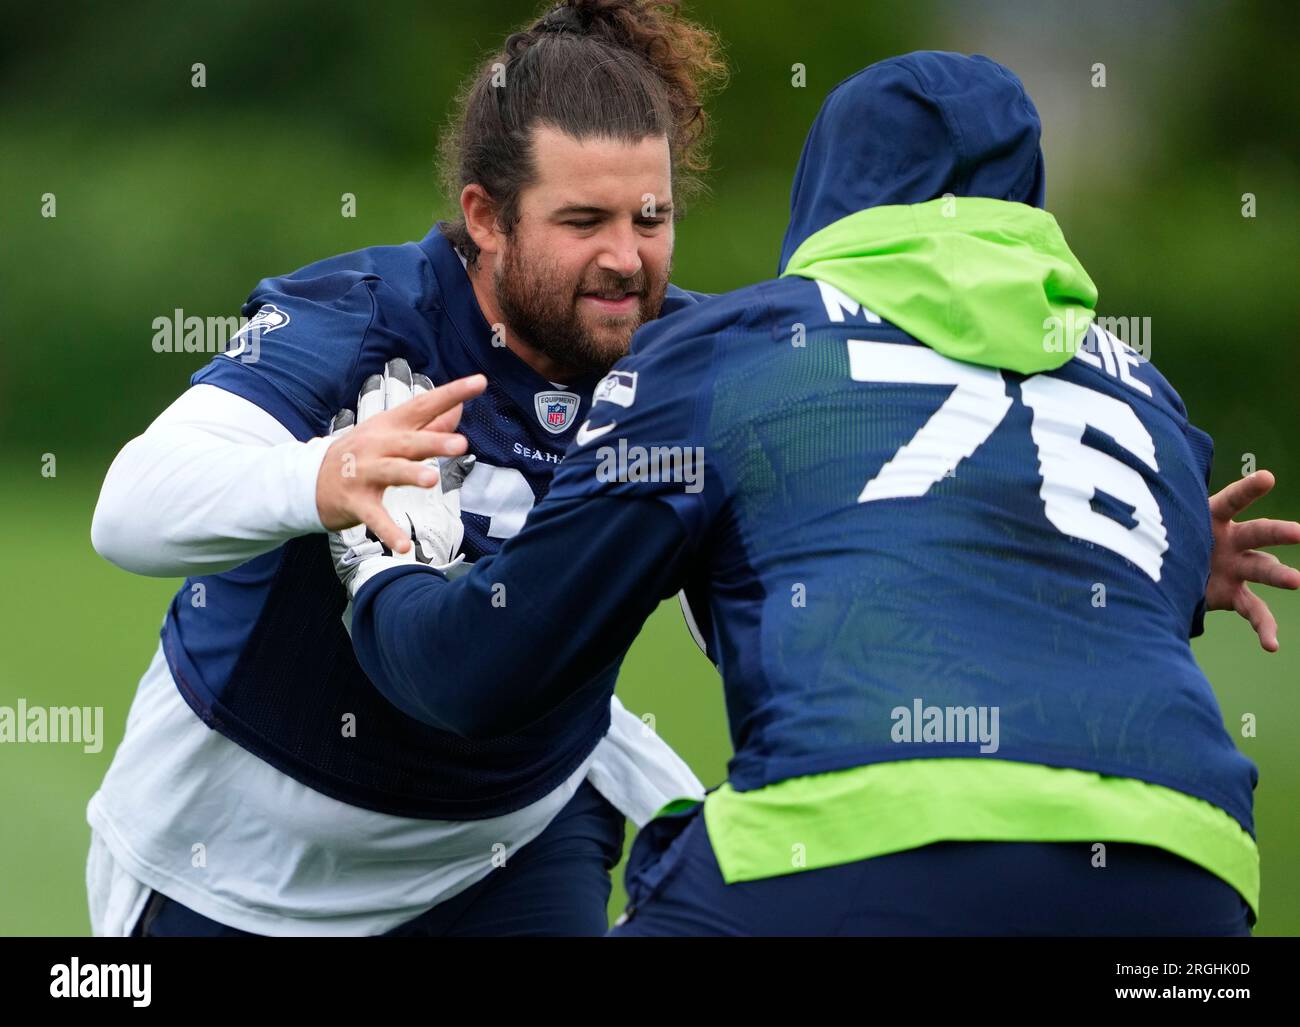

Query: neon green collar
[781,198,1098,374]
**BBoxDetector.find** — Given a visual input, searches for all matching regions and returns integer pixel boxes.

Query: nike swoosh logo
[574,419,616,446]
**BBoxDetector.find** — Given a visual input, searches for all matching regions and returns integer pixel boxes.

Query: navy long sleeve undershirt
[350,495,693,739]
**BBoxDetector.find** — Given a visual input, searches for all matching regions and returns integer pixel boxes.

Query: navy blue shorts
[610,803,1253,937]
[133,780,625,937]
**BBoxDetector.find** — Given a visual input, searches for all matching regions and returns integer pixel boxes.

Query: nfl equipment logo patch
[593,370,638,408]
[534,390,580,434]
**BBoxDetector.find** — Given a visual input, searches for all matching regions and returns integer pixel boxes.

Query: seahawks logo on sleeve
[593,370,638,408]
[225,303,291,360]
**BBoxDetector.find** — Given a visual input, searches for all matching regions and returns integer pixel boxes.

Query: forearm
[350,495,692,738]
[91,384,329,577]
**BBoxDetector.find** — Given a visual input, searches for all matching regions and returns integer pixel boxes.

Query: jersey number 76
[847,339,1169,581]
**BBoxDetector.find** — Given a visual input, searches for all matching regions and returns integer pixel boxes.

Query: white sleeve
[91,384,333,577]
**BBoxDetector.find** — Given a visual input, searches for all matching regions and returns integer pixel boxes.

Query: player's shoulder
[662,282,714,315]
[1060,320,1190,425]
[250,239,433,311]
[632,278,780,359]
[588,280,786,427]
[241,227,465,345]
[644,274,872,347]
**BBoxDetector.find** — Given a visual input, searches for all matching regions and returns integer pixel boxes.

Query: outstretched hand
[1205,470,1300,652]
[315,367,486,554]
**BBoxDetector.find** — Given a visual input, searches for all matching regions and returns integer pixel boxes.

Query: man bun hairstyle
[439,0,726,266]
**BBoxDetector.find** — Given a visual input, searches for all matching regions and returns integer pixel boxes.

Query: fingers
[384,359,415,409]
[1233,517,1300,552]
[374,431,470,462]
[1210,470,1276,521]
[327,366,482,554]
[1234,550,1300,591]
[383,430,468,461]
[392,374,487,429]
[357,374,385,423]
[329,409,355,435]
[1233,584,1279,653]
[360,501,412,555]
[424,402,464,435]
[374,456,440,490]
[353,365,482,430]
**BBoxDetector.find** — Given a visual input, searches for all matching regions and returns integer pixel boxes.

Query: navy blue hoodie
[350,54,1257,913]
[778,50,1046,272]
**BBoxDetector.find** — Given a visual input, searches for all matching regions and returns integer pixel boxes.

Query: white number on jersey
[1020,376,1167,581]
[848,342,1012,502]
[847,339,1169,581]
[458,461,534,539]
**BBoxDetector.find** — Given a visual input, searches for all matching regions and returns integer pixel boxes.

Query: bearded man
[87,0,723,937]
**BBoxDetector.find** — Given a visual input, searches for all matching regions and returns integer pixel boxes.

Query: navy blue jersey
[545,275,1256,833]
[161,225,705,819]
[350,271,1255,837]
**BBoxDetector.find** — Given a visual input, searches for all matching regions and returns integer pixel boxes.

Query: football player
[87,0,722,936]
[341,52,1300,935]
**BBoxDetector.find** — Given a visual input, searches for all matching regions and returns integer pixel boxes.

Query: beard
[494,238,670,379]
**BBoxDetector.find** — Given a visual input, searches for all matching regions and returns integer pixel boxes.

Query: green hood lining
[781,198,1098,374]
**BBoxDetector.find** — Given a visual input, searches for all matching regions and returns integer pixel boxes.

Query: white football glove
[328,358,475,599]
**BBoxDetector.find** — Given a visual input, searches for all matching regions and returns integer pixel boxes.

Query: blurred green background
[1,0,1296,934]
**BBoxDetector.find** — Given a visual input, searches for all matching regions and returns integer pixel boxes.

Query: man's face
[493,126,673,378]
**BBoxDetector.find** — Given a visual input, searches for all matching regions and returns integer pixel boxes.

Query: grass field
[1,457,1295,935]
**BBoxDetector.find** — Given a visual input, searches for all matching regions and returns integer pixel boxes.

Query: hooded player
[342,52,1300,935]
